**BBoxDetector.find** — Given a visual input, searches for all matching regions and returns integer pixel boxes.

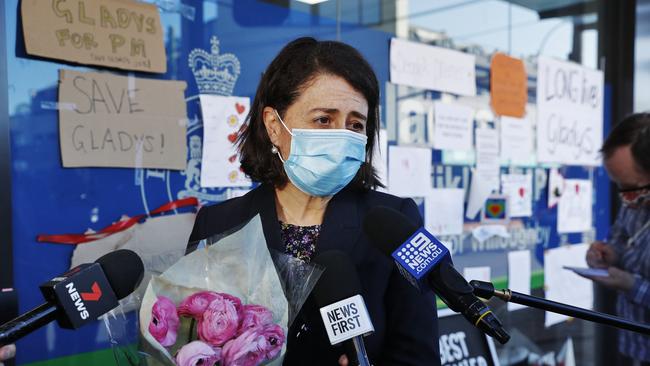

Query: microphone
[0,249,144,346]
[363,206,510,344]
[312,251,374,366]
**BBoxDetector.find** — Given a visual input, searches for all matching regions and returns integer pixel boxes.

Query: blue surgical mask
[273,110,367,196]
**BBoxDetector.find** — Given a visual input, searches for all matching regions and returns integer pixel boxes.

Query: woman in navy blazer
[188,37,439,365]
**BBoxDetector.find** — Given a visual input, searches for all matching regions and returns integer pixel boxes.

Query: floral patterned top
[279,221,321,262]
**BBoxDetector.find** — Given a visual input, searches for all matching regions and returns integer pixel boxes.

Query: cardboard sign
[22,0,166,73]
[58,69,187,169]
[490,53,527,118]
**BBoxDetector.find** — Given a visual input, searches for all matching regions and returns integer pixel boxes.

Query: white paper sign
[199,95,251,188]
[433,102,473,151]
[466,128,500,218]
[388,146,432,197]
[536,57,604,166]
[507,250,531,311]
[500,116,533,163]
[390,38,477,96]
[544,243,593,327]
[463,266,491,283]
[557,179,592,233]
[319,295,374,345]
[501,173,533,217]
[425,188,465,236]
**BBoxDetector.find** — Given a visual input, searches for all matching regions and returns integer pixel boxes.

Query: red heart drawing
[488,204,503,216]
[228,154,237,163]
[518,187,525,198]
[227,132,238,143]
[575,183,580,194]
[235,103,246,115]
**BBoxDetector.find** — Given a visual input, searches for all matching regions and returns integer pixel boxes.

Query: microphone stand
[470,280,650,336]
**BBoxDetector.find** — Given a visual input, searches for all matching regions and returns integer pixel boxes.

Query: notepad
[563,266,609,277]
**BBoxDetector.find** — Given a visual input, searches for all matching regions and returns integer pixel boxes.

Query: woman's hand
[590,267,636,292]
[586,241,618,268]
[0,344,16,365]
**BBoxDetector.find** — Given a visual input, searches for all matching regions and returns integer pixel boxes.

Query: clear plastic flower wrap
[104,214,323,365]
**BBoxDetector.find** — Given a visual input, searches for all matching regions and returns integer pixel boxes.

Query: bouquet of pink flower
[148,292,285,366]
[133,215,322,366]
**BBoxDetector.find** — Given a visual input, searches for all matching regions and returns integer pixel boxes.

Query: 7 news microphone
[363,206,510,344]
[0,249,144,346]
[312,251,375,366]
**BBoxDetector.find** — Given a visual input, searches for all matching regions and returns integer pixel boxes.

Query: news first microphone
[312,251,374,366]
[0,249,144,346]
[363,207,510,345]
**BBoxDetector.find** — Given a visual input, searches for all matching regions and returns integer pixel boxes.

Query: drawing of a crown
[189,36,241,95]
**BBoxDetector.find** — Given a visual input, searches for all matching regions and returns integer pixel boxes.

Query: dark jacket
[188,184,440,365]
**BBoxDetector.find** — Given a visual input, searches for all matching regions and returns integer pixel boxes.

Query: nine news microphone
[0,249,144,346]
[312,251,374,366]
[363,206,510,344]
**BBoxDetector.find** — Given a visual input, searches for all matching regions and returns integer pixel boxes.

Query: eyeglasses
[618,183,650,193]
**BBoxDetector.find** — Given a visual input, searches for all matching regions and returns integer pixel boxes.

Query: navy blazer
[188,184,440,365]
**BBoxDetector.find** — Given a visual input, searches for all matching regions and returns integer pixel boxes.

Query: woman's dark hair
[237,37,383,190]
[601,113,650,174]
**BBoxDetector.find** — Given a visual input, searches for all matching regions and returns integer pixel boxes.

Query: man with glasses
[586,113,650,366]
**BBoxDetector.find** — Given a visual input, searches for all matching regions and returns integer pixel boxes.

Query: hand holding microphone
[312,251,374,366]
[0,249,143,346]
[363,206,510,344]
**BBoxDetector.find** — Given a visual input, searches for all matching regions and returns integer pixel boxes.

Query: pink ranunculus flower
[238,304,274,335]
[177,291,221,318]
[178,291,243,319]
[221,328,268,366]
[175,340,222,366]
[259,323,285,360]
[219,293,243,316]
[197,296,240,347]
[148,296,180,347]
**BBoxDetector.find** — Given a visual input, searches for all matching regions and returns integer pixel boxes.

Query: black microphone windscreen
[312,251,362,307]
[95,249,144,299]
[363,206,418,256]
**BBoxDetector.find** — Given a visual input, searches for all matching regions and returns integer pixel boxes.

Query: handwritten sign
[536,57,604,166]
[387,146,432,197]
[557,179,592,233]
[22,0,166,73]
[199,95,251,188]
[59,70,187,169]
[433,102,473,151]
[499,116,533,164]
[490,53,527,117]
[390,38,476,96]
[501,173,533,217]
[425,188,464,236]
